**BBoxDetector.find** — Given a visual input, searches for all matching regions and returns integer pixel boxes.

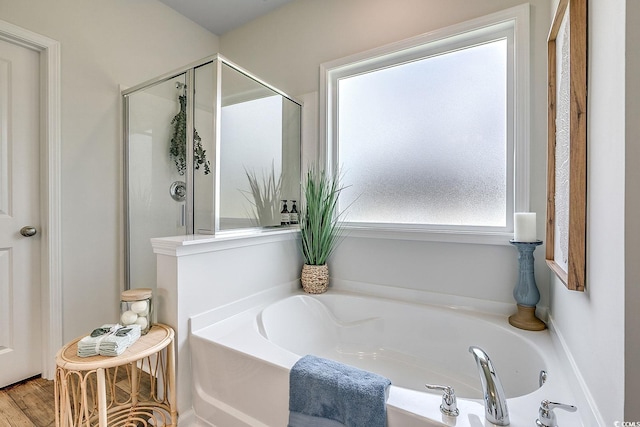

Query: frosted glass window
[322,7,534,239]
[338,40,507,227]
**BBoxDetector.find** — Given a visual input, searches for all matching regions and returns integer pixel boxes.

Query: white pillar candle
[514,212,537,242]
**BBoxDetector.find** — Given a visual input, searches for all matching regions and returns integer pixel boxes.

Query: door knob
[20,226,37,237]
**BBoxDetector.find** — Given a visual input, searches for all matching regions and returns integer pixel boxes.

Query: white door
[0,37,41,387]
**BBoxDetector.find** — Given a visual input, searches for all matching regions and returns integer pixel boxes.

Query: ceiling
[158,0,295,36]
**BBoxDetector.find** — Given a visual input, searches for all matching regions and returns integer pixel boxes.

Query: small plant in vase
[299,165,347,294]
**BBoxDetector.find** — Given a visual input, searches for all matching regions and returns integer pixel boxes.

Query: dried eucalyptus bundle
[169,94,211,175]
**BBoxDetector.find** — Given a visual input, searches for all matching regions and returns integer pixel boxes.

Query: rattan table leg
[131,361,138,406]
[54,367,73,427]
[167,339,177,425]
[96,368,107,427]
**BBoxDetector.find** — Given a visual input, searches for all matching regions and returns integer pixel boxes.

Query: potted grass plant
[299,165,347,294]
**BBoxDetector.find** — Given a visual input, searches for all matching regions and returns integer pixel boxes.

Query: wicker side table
[54,323,176,427]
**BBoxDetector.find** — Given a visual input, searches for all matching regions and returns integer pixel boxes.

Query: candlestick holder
[508,240,546,331]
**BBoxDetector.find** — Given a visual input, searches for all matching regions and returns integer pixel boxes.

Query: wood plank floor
[0,368,153,427]
[0,376,55,427]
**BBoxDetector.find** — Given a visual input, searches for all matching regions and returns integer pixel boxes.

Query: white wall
[221,0,552,306]
[548,0,628,424]
[0,0,219,342]
[625,0,640,420]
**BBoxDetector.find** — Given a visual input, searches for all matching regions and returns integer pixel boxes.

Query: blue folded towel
[288,355,391,427]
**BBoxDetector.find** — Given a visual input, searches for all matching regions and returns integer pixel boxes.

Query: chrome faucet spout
[469,346,510,426]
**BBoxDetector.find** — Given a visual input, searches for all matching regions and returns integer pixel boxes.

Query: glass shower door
[123,54,301,290]
[125,74,188,289]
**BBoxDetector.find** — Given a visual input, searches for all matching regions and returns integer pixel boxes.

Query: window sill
[342,225,517,246]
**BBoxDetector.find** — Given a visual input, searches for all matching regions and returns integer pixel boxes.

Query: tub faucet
[469,346,510,426]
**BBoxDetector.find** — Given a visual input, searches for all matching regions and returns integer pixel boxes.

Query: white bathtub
[189,290,581,427]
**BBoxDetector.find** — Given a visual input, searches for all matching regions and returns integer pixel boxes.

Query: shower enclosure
[122,54,302,290]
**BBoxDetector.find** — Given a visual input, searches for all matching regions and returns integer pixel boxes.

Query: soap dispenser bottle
[281,200,290,226]
[290,200,299,225]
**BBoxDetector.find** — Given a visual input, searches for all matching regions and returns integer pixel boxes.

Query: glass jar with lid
[120,288,152,334]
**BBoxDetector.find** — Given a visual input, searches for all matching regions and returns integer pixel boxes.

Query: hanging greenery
[169,94,211,176]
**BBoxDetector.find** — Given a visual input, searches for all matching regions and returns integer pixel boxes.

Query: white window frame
[319,4,530,245]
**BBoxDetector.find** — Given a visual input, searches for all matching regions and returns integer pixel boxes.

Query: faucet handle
[425,384,459,417]
[535,399,577,427]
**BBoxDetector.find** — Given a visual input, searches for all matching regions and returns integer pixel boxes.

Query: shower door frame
[122,67,194,291]
[122,54,303,290]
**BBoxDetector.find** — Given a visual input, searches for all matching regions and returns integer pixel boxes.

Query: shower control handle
[425,384,459,417]
[535,399,577,427]
[170,181,187,202]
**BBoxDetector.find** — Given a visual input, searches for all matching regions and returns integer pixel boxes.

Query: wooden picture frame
[546,0,587,291]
